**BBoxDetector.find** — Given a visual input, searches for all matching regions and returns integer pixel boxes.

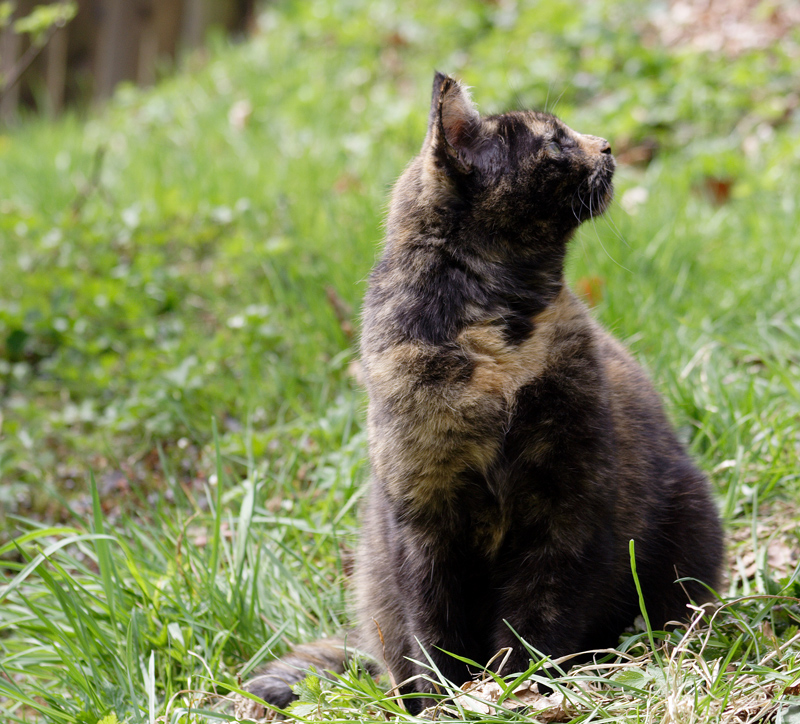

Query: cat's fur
[245,73,724,714]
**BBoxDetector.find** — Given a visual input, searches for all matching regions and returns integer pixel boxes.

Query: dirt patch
[728,501,800,592]
[646,0,800,55]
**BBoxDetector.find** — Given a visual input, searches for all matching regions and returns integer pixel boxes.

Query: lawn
[1,0,799,721]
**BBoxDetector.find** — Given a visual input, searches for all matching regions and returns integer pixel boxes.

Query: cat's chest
[463,376,605,556]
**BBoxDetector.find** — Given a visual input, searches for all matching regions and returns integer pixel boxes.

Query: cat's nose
[590,136,611,154]
[579,134,612,155]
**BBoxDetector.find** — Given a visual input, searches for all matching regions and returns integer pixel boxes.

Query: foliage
[0,0,799,721]
[10,2,76,45]
[0,2,13,28]
[0,2,77,44]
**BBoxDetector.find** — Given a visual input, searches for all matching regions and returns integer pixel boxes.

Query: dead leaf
[233,694,276,722]
[457,679,570,720]
[784,681,800,697]
[333,173,363,194]
[704,176,734,205]
[384,31,409,48]
[576,276,605,307]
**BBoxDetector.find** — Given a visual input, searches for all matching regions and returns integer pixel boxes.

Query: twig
[70,145,107,218]
[0,14,70,102]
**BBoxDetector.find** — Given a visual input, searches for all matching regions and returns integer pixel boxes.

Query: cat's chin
[579,164,615,220]
[573,188,613,223]
[590,183,614,218]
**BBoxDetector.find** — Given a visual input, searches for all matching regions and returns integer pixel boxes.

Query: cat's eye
[546,140,562,157]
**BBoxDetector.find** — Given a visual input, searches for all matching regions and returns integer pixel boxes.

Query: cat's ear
[427,72,482,174]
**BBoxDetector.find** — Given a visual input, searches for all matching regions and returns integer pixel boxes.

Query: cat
[244,72,724,715]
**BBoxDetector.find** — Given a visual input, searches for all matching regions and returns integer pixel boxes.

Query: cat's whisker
[574,177,593,218]
[571,187,584,223]
[544,82,553,114]
[547,85,569,115]
[601,195,630,248]
[589,201,632,273]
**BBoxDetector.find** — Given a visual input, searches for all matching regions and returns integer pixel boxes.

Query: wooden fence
[0,0,255,121]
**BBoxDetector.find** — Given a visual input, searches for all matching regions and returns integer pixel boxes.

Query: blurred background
[1,2,799,718]
[1,0,254,118]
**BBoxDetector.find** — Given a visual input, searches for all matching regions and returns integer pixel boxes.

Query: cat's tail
[243,638,350,709]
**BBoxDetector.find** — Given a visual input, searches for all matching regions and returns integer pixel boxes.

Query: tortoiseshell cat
[246,73,723,714]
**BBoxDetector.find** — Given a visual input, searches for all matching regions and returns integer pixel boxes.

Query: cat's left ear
[427,72,483,174]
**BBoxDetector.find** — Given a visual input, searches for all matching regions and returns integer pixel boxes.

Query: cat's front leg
[397,534,491,713]
[488,529,619,677]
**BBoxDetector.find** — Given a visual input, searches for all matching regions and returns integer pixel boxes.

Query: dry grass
[226,520,800,723]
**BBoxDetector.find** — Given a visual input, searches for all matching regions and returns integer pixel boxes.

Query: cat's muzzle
[581,155,615,219]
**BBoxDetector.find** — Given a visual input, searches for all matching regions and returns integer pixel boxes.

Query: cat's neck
[370,216,569,346]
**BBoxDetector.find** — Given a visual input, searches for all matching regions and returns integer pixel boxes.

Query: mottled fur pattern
[246,73,724,714]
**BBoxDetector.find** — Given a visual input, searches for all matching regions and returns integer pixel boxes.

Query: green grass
[1,0,800,721]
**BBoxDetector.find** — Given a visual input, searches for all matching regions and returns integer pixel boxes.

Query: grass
[1,0,799,721]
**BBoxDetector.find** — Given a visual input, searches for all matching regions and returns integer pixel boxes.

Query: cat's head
[416,72,615,236]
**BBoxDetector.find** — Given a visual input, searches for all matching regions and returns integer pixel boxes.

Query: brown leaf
[333,173,363,194]
[785,682,800,696]
[704,176,734,205]
[576,276,605,307]
[384,31,409,48]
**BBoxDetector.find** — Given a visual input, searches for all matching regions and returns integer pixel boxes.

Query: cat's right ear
[426,72,482,175]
